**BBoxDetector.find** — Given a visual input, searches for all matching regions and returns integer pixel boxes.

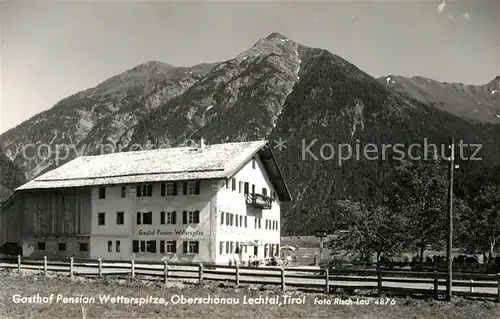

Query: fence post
[376,265,382,296]
[131,260,135,279]
[199,263,204,284]
[235,263,240,287]
[324,268,330,294]
[497,273,500,303]
[17,255,21,272]
[470,279,474,293]
[70,257,74,279]
[98,258,102,278]
[281,267,286,291]
[43,256,47,275]
[433,271,439,300]
[164,261,168,284]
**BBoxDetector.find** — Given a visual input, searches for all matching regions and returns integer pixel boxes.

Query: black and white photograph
[0,0,499,318]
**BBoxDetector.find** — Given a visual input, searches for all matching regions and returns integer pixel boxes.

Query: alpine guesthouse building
[0,140,292,264]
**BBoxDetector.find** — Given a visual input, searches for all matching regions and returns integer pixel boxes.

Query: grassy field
[0,269,499,319]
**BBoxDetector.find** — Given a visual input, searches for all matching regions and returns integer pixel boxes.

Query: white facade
[215,153,281,264]
[88,154,281,264]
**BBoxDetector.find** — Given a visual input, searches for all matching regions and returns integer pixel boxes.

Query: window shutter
[147,184,153,196]
[183,182,187,195]
[133,240,139,252]
[195,181,200,194]
[195,242,199,254]
[183,241,188,254]
[172,211,177,224]
[194,210,200,224]
[161,184,166,196]
[183,211,187,224]
[161,211,165,224]
[160,241,165,253]
[136,212,141,225]
[172,240,177,253]
[173,182,178,196]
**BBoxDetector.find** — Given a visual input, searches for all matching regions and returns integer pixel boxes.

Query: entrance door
[254,246,258,257]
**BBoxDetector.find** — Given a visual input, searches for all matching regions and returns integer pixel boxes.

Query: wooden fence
[1,256,500,302]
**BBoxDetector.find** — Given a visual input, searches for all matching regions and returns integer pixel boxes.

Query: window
[140,241,146,252]
[99,187,106,199]
[137,184,153,197]
[79,243,88,252]
[239,181,243,193]
[116,241,121,253]
[147,240,156,253]
[116,212,124,225]
[219,242,224,255]
[226,213,230,226]
[254,217,257,229]
[232,178,236,191]
[98,212,105,225]
[167,211,176,224]
[258,218,262,229]
[225,241,230,254]
[133,240,139,253]
[235,214,239,227]
[137,212,152,225]
[252,184,255,195]
[239,216,243,227]
[230,214,234,226]
[37,242,45,250]
[58,243,66,251]
[160,241,165,253]
[220,212,224,225]
[121,186,126,198]
[262,188,267,196]
[165,182,177,196]
[245,216,248,228]
[161,211,165,224]
[265,219,268,229]
[244,182,249,195]
[166,241,176,253]
[252,158,256,169]
[108,241,112,252]
[183,181,200,195]
[183,241,199,254]
[183,210,200,224]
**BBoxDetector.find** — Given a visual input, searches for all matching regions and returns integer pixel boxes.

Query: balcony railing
[245,193,273,209]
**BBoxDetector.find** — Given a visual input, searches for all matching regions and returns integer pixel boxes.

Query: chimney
[200,138,205,150]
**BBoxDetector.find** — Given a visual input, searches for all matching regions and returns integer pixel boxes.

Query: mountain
[2,32,500,234]
[377,75,500,123]
[0,148,26,202]
[0,61,216,179]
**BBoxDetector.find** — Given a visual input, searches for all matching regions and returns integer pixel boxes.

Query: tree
[330,199,409,262]
[455,185,500,263]
[388,158,448,262]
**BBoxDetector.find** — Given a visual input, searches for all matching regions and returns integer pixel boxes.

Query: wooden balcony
[245,193,273,209]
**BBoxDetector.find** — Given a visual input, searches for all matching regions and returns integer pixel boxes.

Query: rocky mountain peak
[265,32,289,41]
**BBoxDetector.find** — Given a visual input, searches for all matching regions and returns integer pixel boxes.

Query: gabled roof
[15,140,292,201]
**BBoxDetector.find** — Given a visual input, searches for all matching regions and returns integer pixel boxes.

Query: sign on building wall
[137,229,204,237]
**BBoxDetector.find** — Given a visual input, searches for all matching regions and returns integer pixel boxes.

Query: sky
[0,0,499,134]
